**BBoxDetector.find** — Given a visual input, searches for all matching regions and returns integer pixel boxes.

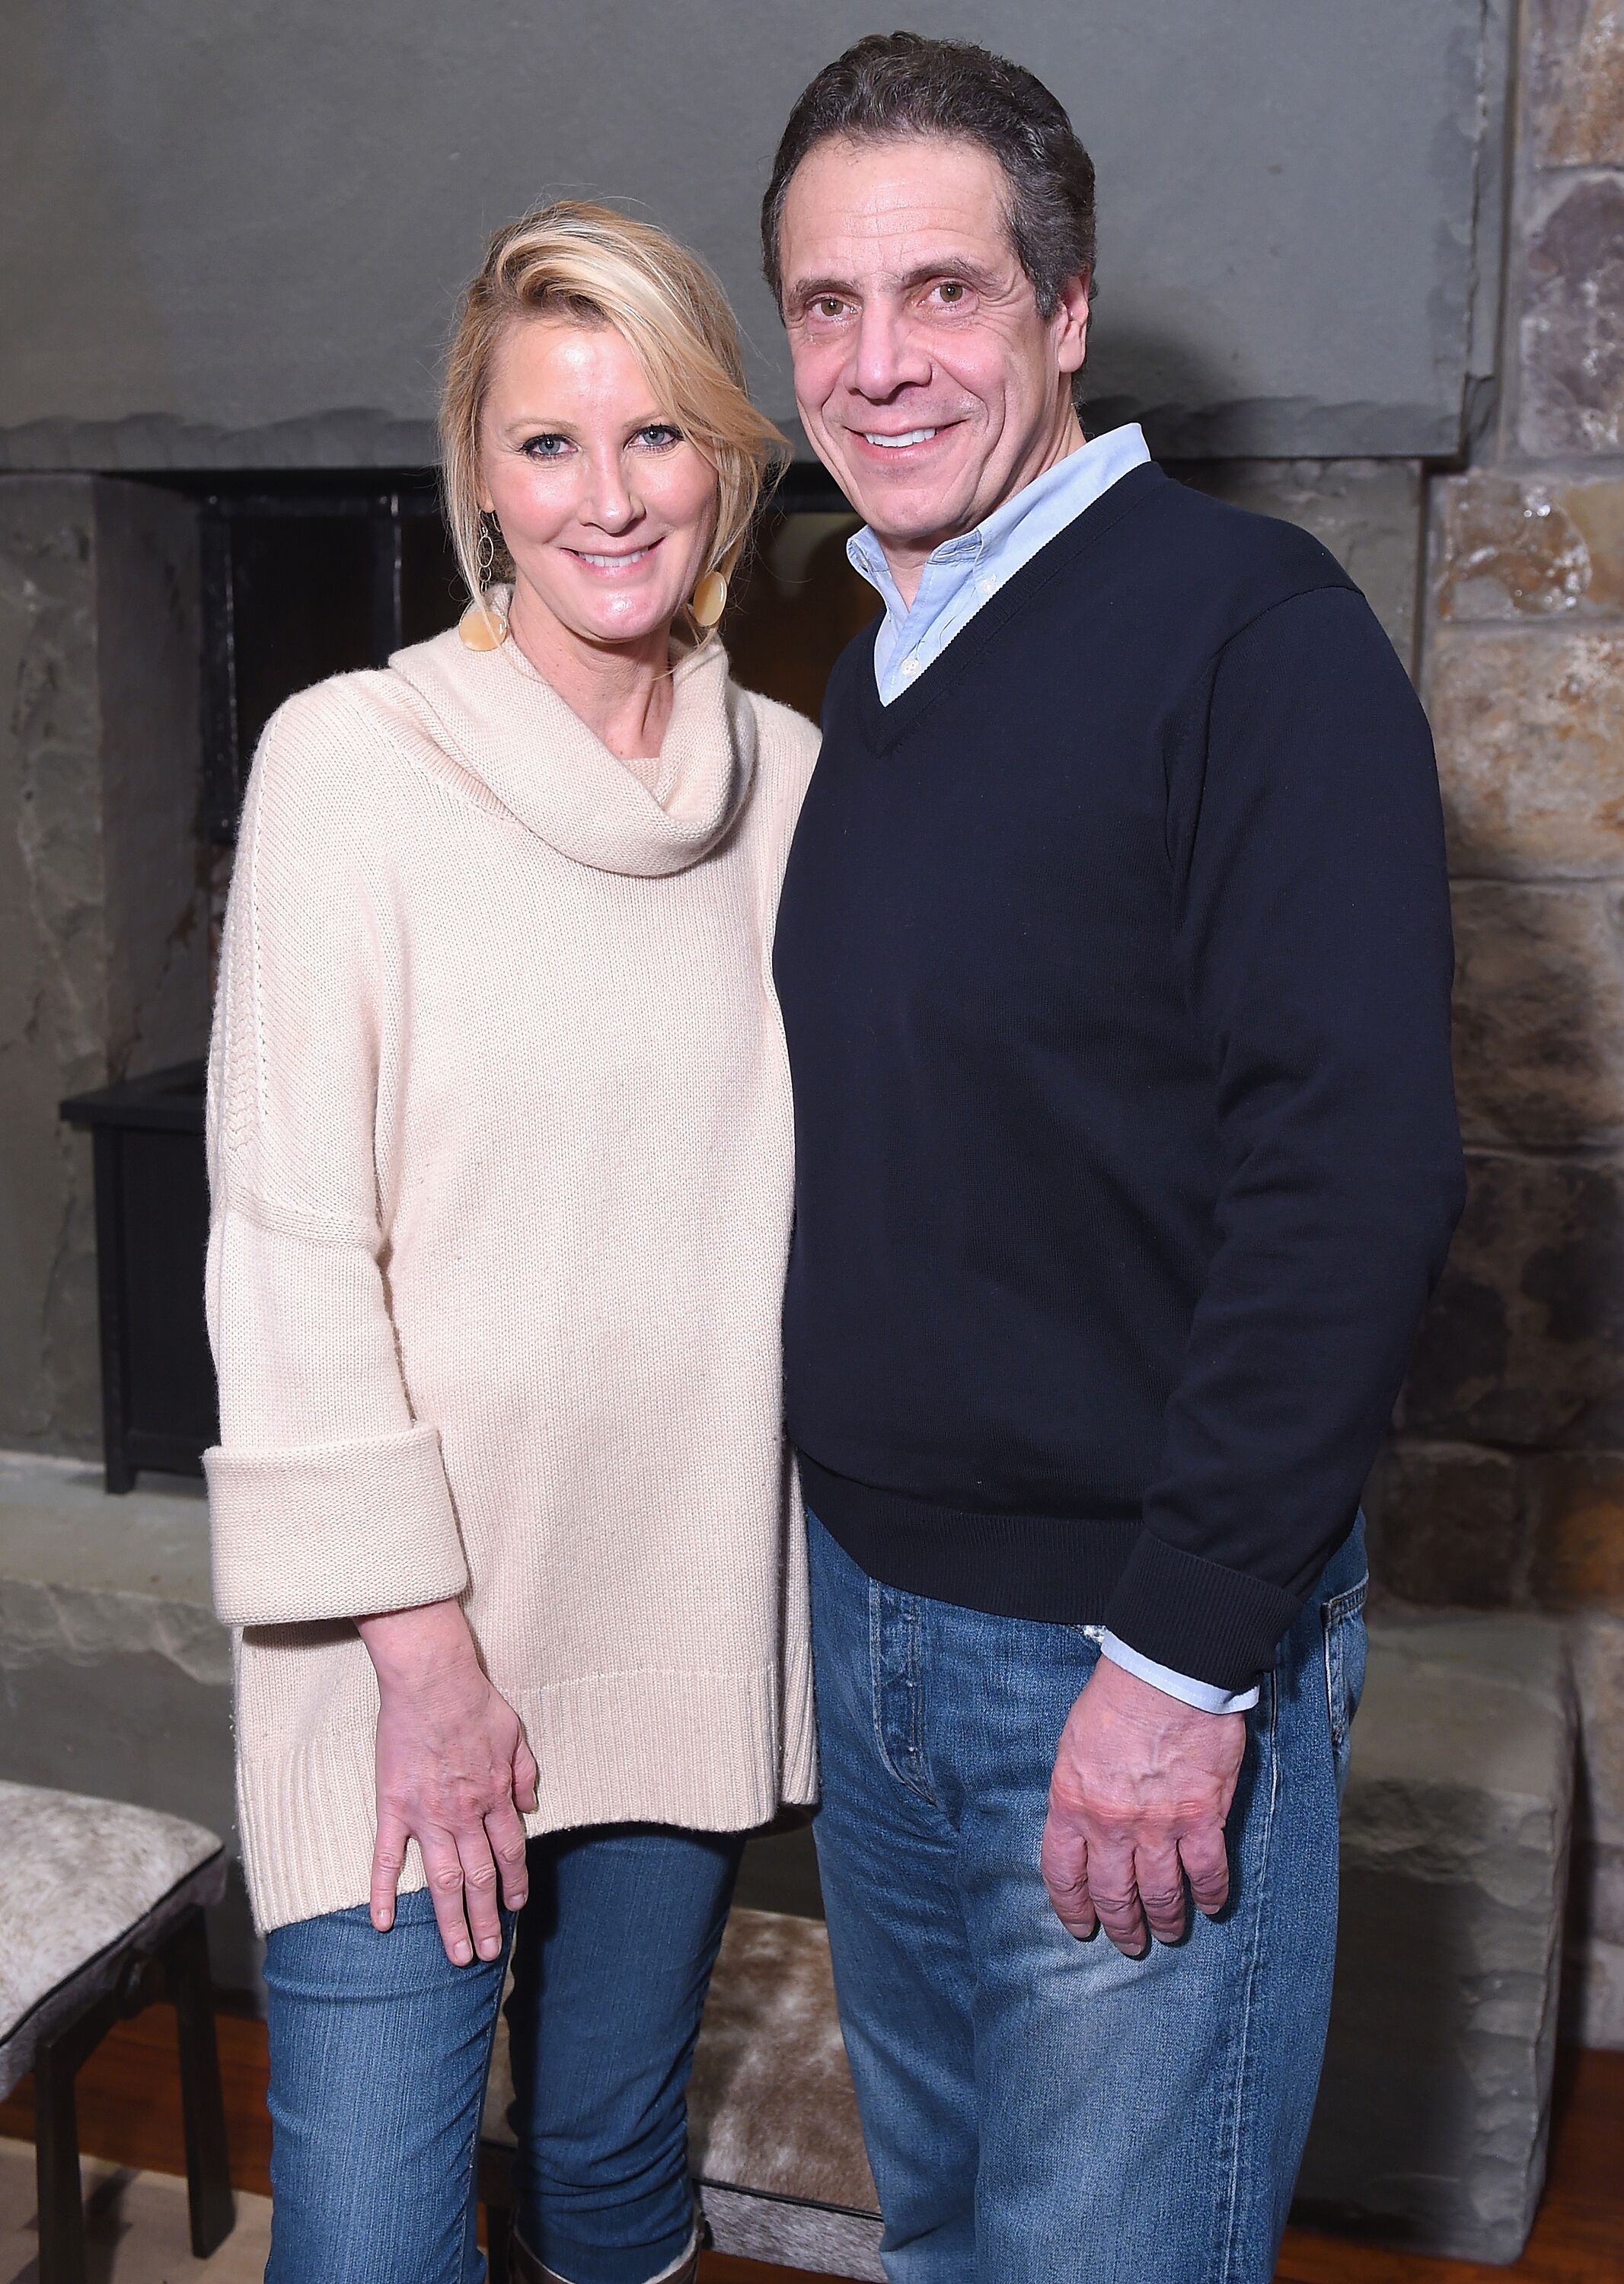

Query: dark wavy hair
[761,30,1097,317]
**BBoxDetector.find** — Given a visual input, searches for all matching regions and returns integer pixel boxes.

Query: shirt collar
[846,422,1150,617]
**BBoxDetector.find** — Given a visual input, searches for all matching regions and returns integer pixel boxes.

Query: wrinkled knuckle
[430,1865,464,1893]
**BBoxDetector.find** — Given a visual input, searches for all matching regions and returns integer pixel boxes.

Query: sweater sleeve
[202,699,469,1628]
[1100,585,1465,1691]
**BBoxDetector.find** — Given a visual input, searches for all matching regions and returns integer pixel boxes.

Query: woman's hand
[356,1598,539,1966]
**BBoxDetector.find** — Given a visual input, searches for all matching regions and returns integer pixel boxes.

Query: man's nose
[848,305,932,402]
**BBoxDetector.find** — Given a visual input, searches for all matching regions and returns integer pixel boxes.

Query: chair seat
[0,1780,225,2098]
[483,1906,883,2279]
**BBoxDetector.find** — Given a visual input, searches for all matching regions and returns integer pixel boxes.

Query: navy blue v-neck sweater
[772,462,1465,1691]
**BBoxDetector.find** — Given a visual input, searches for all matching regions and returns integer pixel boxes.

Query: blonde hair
[441,201,785,640]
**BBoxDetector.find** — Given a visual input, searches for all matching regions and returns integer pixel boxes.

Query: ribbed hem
[1103,1533,1300,1694]
[238,1654,818,1933]
[797,1453,1141,1625]
[206,1422,467,1625]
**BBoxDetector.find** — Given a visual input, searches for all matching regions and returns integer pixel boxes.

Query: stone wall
[1370,0,1624,2047]
[0,477,209,1456]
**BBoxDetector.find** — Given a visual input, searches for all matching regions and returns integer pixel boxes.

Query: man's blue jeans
[806,1510,1367,2284]
[263,1824,740,2284]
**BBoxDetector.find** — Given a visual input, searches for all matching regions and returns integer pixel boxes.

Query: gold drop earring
[458,518,510,650]
[689,567,728,630]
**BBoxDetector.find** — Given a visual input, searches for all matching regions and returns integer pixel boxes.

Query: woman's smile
[565,538,663,571]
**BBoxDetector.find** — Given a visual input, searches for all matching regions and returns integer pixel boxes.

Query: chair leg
[32,2034,87,2284]
[163,1908,236,2257]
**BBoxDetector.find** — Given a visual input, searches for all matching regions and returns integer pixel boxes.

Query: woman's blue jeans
[263,1823,741,2284]
[807,1507,1369,2284]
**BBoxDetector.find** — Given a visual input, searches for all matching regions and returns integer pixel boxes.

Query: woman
[203,203,820,2284]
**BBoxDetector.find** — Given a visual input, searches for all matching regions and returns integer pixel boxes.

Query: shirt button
[978,576,997,596]
[902,656,921,676]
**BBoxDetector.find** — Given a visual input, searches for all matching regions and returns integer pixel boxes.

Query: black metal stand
[30,1906,235,2282]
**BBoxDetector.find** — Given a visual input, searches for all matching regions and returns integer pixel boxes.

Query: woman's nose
[582,454,638,532]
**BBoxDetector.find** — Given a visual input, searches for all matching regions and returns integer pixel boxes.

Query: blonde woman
[203,205,819,2284]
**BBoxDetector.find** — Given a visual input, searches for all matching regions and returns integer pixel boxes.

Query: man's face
[778,135,1090,578]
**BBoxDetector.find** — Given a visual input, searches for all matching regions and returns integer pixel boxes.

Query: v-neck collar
[852,461,1167,753]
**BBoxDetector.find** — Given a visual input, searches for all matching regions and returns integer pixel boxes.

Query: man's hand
[358,1598,539,1966]
[1041,1657,1246,1955]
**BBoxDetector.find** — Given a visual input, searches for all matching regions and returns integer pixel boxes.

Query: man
[763,32,1464,2284]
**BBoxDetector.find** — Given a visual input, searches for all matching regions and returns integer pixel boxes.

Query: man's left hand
[1041,1659,1246,1954]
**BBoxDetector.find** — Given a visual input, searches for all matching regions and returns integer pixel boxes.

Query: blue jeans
[807,1510,1368,2284]
[263,1824,740,2284]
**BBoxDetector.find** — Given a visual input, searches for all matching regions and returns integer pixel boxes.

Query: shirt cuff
[1099,1632,1260,1714]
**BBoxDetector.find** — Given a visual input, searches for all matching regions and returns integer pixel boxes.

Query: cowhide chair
[482,1906,884,2281]
[0,1779,235,2284]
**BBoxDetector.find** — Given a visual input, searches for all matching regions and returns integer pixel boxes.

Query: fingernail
[479,1938,501,1959]
[454,1942,472,1965]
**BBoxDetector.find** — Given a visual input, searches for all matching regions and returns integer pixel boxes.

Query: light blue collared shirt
[848,421,1151,707]
[846,422,1259,1717]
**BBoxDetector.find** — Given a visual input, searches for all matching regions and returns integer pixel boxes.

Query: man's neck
[879,404,1087,608]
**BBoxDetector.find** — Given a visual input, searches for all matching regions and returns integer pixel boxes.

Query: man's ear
[1054,267,1092,376]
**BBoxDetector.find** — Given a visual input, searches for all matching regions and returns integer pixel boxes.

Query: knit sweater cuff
[1101,1533,1300,1695]
[206,1423,468,1627]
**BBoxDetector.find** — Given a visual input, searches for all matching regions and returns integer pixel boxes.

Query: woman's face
[477,315,718,651]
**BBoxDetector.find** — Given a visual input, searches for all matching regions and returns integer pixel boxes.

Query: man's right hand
[357,1598,538,1965]
[1041,1654,1245,1955]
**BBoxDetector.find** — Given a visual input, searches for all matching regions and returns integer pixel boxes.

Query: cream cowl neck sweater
[203,621,821,1933]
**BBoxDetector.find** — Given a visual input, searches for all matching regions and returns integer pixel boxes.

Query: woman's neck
[506,581,677,775]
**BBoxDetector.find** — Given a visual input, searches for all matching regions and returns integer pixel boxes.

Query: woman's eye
[522,433,571,459]
[637,424,682,449]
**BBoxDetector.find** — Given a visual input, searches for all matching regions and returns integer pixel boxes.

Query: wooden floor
[2,2005,1619,2282]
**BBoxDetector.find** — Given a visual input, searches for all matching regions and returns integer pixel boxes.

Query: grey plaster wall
[0,475,208,1455]
[2,0,1508,471]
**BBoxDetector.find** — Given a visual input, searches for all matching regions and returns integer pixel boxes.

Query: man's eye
[522,433,570,458]
[817,297,845,319]
[938,281,967,305]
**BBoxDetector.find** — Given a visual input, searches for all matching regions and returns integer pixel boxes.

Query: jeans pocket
[1322,1574,1369,1799]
